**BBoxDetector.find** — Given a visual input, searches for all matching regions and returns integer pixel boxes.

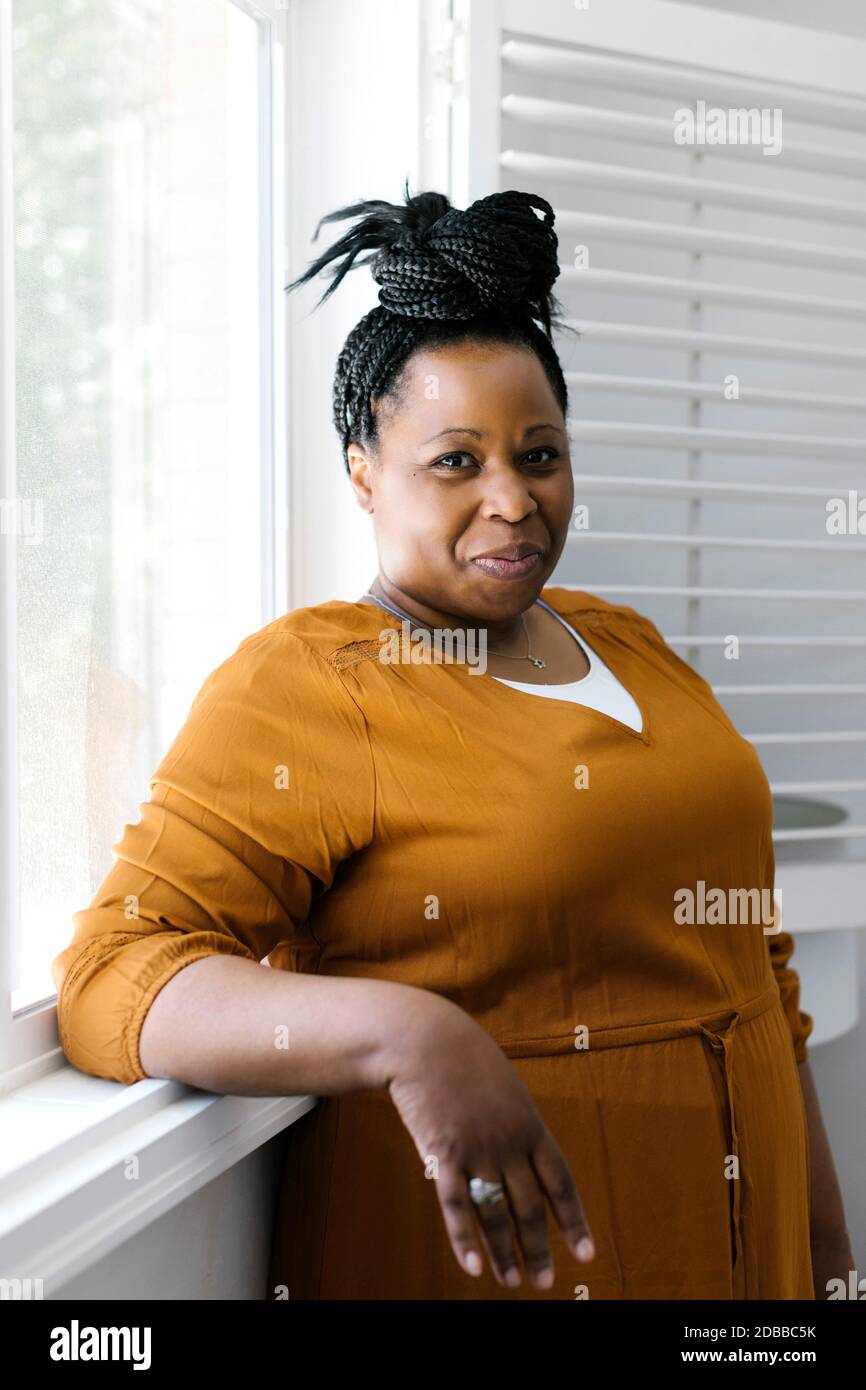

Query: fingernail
[534,1265,554,1289]
[505,1267,521,1287]
[576,1237,595,1261]
[465,1250,482,1275]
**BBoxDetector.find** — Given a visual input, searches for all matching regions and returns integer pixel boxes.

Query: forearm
[798,1058,850,1244]
[138,954,450,1097]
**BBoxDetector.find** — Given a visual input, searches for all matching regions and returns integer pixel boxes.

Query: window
[0,0,287,1077]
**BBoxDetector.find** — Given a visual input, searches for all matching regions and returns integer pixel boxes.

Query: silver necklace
[359,589,547,669]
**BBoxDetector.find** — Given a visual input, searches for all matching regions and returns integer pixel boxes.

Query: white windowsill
[0,1057,317,1293]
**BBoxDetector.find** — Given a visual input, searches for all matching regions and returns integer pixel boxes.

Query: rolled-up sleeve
[767,926,814,1064]
[51,629,376,1085]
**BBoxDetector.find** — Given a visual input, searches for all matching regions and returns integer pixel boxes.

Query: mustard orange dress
[51,587,815,1300]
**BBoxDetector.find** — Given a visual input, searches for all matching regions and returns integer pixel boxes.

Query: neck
[364,574,536,649]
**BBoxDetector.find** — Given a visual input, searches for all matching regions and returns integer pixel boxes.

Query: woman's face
[348,340,574,624]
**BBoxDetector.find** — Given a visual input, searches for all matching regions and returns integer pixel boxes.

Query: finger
[433,1163,487,1279]
[501,1158,556,1289]
[531,1133,595,1262]
[467,1171,523,1288]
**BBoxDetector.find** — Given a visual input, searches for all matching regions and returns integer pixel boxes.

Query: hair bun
[285,180,564,340]
[284,181,571,471]
[372,189,561,327]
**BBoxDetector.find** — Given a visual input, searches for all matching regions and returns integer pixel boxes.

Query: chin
[463,567,549,615]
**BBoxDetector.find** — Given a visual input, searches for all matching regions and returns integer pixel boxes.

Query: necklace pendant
[530,656,546,669]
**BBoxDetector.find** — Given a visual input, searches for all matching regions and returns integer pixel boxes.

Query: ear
[347,446,376,514]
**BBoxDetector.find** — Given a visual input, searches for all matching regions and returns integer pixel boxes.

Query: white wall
[285,0,437,608]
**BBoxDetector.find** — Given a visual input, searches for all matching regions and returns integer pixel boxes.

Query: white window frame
[0,0,290,1094]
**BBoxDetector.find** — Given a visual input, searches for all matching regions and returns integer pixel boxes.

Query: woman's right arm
[137,951,450,1096]
[137,952,595,1289]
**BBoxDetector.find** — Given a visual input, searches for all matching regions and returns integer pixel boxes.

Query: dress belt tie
[698,1009,744,1296]
[496,984,779,1299]
[497,982,778,1059]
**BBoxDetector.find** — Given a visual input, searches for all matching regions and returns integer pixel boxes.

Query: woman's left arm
[797,1057,855,1298]
[765,908,853,1295]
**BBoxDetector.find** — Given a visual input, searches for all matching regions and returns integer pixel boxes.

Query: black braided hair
[285,178,575,473]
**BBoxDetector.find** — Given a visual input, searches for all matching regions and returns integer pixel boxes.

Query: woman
[52,185,853,1300]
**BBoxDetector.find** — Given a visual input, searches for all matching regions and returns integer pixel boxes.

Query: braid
[286,177,574,472]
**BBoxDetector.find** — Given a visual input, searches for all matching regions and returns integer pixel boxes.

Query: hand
[811,1230,856,1299]
[384,997,595,1289]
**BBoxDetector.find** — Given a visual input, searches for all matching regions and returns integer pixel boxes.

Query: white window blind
[446,0,866,917]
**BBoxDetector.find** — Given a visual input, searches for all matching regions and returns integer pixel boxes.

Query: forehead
[381,340,561,440]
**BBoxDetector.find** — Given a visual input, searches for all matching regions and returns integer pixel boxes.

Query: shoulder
[205,600,378,673]
[539,584,686,670]
[149,603,377,827]
[539,585,660,635]
[185,600,379,715]
[540,587,733,712]
[152,603,376,786]
[236,599,378,662]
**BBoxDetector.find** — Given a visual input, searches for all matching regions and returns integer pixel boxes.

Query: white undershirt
[490,600,644,733]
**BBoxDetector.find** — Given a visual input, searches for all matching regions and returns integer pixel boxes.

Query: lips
[472,544,543,562]
[471,552,543,581]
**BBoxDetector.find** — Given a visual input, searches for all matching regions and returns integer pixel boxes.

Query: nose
[477,461,539,523]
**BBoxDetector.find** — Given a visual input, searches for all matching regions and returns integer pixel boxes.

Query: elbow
[52,933,171,1086]
[54,948,148,1086]
[53,928,257,1086]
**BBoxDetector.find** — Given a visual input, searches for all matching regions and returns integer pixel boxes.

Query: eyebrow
[420,423,565,445]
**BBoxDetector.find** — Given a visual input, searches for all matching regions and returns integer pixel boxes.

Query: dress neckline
[353,591,649,743]
[492,599,596,690]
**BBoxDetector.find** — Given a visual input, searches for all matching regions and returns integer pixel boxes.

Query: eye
[522,447,560,466]
[427,446,561,472]
[431,452,476,471]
